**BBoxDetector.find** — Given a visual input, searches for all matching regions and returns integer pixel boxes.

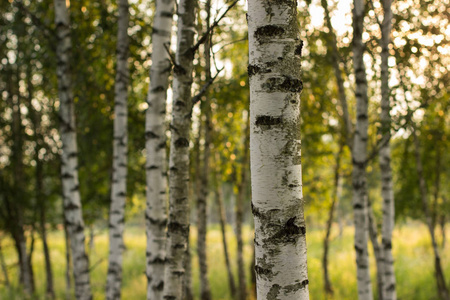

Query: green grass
[0,222,449,299]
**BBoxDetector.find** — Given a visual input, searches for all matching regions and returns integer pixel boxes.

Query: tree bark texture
[413,129,449,300]
[54,0,92,298]
[236,119,249,300]
[196,8,213,297]
[214,153,236,298]
[248,0,310,298]
[322,147,342,295]
[368,202,385,300]
[106,0,129,298]
[163,0,196,298]
[352,0,373,298]
[379,0,396,298]
[145,0,174,297]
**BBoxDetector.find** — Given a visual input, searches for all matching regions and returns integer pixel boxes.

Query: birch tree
[196,2,212,297]
[54,0,92,298]
[145,0,174,297]
[248,0,309,298]
[106,0,129,298]
[378,0,396,299]
[162,0,196,298]
[351,0,373,298]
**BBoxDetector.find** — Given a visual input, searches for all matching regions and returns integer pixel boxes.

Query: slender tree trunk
[9,80,33,296]
[248,0,310,297]
[236,119,249,300]
[145,0,174,297]
[196,7,213,297]
[163,0,196,298]
[106,0,129,298]
[0,238,10,288]
[413,129,450,300]
[64,220,72,300]
[368,202,384,300]
[322,146,342,295]
[379,0,396,298]
[27,229,36,293]
[441,196,447,248]
[54,0,92,298]
[183,237,193,300]
[27,73,56,299]
[352,0,373,298]
[321,0,353,148]
[214,153,236,298]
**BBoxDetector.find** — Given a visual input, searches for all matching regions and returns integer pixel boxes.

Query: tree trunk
[352,0,373,298]
[322,146,342,295]
[413,129,450,300]
[183,236,193,300]
[27,229,36,293]
[163,0,196,298]
[214,153,236,299]
[0,238,10,288]
[248,0,310,297]
[106,0,129,298]
[379,0,396,298]
[27,75,56,299]
[236,119,249,300]
[54,0,92,298]
[64,220,72,300]
[368,202,385,300]
[196,7,213,296]
[145,0,174,297]
[441,196,447,248]
[9,77,33,296]
[321,0,353,148]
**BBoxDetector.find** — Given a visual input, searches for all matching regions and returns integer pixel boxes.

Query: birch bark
[162,0,196,297]
[106,0,129,298]
[352,0,373,298]
[145,0,174,297]
[54,0,92,298]
[196,8,212,297]
[379,0,396,298]
[248,0,309,298]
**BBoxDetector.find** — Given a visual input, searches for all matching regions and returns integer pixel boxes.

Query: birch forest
[0,0,449,299]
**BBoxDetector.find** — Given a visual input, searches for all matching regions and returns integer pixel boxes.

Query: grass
[0,222,449,299]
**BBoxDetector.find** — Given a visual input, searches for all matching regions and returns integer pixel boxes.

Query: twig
[192,68,224,105]
[163,43,177,67]
[88,258,105,272]
[185,0,239,56]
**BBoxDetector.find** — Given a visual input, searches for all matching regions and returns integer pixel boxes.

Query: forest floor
[0,222,448,299]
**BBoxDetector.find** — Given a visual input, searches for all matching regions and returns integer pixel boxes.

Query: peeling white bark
[248,0,309,299]
[379,0,396,299]
[145,0,174,298]
[162,0,197,298]
[352,0,373,299]
[106,0,129,298]
[54,0,92,299]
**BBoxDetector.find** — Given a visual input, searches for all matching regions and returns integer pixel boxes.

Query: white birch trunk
[352,0,373,299]
[162,0,196,298]
[197,28,212,300]
[106,0,129,298]
[248,0,309,298]
[379,1,396,299]
[54,0,92,299]
[145,0,174,298]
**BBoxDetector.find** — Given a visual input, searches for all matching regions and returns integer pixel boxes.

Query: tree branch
[184,0,239,56]
[192,68,224,105]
